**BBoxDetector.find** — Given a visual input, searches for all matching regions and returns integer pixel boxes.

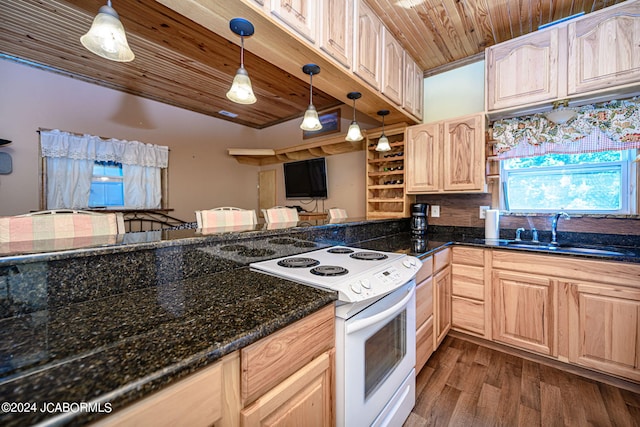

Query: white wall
[423,60,485,122]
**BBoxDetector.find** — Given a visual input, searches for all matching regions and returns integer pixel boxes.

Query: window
[89,161,124,208]
[501,150,636,214]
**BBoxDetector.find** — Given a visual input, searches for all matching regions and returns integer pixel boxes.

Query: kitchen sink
[504,241,634,257]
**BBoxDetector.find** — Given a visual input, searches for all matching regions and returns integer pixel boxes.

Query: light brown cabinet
[403,53,423,119]
[95,352,240,427]
[485,27,561,111]
[406,113,486,194]
[354,0,382,89]
[270,0,318,43]
[567,1,640,95]
[566,281,640,382]
[381,27,403,105]
[492,270,556,356]
[319,0,353,68]
[486,1,640,115]
[415,255,434,373]
[365,123,413,219]
[451,247,489,338]
[433,248,452,348]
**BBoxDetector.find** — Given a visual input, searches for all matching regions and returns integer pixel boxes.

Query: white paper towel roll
[485,209,500,241]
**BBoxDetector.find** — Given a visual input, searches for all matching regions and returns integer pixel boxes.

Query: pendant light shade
[375,110,391,152]
[544,99,576,124]
[300,64,323,131]
[345,92,364,142]
[80,0,134,62]
[226,18,257,105]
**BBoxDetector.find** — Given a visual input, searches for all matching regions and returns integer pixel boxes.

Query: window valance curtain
[40,129,169,168]
[40,130,168,210]
[492,98,640,159]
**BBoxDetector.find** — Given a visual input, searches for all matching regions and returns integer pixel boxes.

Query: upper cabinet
[381,28,404,105]
[403,53,423,119]
[568,1,640,95]
[354,0,382,90]
[270,0,318,43]
[319,0,353,68]
[485,28,561,111]
[486,1,640,117]
[406,113,486,194]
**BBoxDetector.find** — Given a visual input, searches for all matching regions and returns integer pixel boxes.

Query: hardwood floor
[406,335,640,426]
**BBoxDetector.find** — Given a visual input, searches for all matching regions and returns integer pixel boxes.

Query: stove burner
[220,244,249,252]
[327,247,354,254]
[310,265,349,276]
[277,257,320,268]
[350,251,388,261]
[294,241,317,248]
[269,238,298,245]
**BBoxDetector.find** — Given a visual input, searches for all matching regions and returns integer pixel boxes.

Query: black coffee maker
[411,203,428,235]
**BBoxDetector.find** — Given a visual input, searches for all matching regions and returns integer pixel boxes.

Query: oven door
[338,280,416,427]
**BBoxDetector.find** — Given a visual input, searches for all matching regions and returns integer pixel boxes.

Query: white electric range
[250,245,421,427]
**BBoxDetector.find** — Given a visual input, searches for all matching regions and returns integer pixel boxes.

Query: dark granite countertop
[1,218,639,426]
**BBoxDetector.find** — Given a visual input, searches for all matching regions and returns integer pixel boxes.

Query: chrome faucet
[551,212,570,245]
[515,227,525,241]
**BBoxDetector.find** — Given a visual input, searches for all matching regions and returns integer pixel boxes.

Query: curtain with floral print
[492,98,640,159]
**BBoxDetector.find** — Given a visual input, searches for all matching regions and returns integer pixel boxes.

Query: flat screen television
[283,158,328,199]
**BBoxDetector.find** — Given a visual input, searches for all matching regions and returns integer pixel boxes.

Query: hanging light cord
[240,35,245,68]
[309,73,314,105]
[352,98,357,121]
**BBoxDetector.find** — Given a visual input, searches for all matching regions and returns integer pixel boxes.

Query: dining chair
[195,207,257,229]
[0,209,124,243]
[328,208,348,220]
[263,206,299,223]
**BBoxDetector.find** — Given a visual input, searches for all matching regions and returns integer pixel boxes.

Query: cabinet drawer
[416,315,434,373]
[241,304,335,405]
[452,264,484,300]
[452,246,484,266]
[416,276,433,327]
[434,248,451,273]
[452,297,485,336]
[416,255,433,282]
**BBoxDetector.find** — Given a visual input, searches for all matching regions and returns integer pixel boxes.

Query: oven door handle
[346,286,414,334]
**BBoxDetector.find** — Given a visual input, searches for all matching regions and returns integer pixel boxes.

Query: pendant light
[80,0,135,62]
[544,99,577,124]
[345,92,364,142]
[375,110,391,152]
[226,18,257,105]
[300,64,323,131]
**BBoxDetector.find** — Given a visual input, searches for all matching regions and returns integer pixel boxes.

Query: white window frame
[89,161,125,209]
[500,150,637,215]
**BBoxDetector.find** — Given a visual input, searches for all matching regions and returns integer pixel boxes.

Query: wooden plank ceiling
[0,0,625,129]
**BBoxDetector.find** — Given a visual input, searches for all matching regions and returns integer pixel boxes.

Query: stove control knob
[360,279,371,289]
[350,282,362,294]
[402,259,412,268]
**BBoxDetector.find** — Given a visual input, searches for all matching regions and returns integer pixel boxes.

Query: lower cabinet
[492,270,556,356]
[433,249,452,348]
[451,247,489,338]
[566,281,640,382]
[241,350,334,426]
[415,255,434,373]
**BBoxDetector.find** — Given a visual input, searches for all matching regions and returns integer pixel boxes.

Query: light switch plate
[431,205,440,217]
[479,206,490,219]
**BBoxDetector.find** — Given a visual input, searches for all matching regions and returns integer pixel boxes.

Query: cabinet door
[381,27,403,105]
[406,122,440,193]
[492,270,556,356]
[416,276,434,373]
[434,265,452,348]
[442,113,485,192]
[403,53,423,119]
[270,0,318,43]
[568,1,640,95]
[319,0,353,68]
[567,282,640,382]
[486,28,560,110]
[241,350,334,427]
[354,0,381,89]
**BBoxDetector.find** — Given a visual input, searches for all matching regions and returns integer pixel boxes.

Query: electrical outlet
[479,205,490,219]
[431,205,440,217]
